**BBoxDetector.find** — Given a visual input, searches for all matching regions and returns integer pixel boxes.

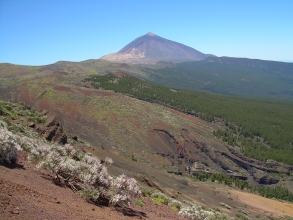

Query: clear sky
[1,0,293,65]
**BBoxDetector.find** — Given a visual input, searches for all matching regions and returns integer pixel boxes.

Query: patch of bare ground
[179,181,293,219]
[166,108,219,130]
[0,151,184,220]
[231,189,293,217]
[75,87,118,97]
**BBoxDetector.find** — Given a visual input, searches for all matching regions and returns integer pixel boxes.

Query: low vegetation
[179,205,230,220]
[141,190,230,219]
[135,199,144,207]
[0,120,234,220]
[193,172,293,203]
[0,121,21,163]
[139,57,293,99]
[84,74,293,165]
[0,99,235,219]
[0,116,141,206]
[0,99,46,135]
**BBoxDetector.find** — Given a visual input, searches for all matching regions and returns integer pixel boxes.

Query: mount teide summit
[100,32,210,64]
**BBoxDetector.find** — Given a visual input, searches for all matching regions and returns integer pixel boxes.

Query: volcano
[100,32,210,64]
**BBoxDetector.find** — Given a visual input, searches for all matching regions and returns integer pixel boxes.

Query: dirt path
[231,190,293,217]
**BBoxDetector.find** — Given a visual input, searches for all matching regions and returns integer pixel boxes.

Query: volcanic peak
[146,32,156,36]
[100,32,209,64]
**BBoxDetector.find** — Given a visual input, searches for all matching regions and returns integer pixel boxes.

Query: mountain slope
[1,55,293,99]
[1,67,293,218]
[137,57,293,99]
[100,32,209,64]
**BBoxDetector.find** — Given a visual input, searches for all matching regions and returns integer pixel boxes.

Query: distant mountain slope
[100,32,209,64]
[137,57,293,99]
[1,55,293,99]
[0,59,147,88]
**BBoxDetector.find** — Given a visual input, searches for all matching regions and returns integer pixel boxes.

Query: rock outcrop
[35,114,67,144]
[254,175,279,185]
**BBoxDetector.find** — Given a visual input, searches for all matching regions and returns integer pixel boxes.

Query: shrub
[0,106,4,115]
[110,173,141,205]
[7,111,16,120]
[172,205,180,211]
[131,154,137,162]
[0,120,7,129]
[178,205,231,220]
[141,188,152,197]
[151,191,169,205]
[150,191,183,210]
[0,125,21,163]
[239,213,252,220]
[179,205,214,220]
[153,197,167,205]
[28,117,35,122]
[169,200,182,211]
[219,202,231,209]
[208,212,231,220]
[80,188,101,201]
[32,143,140,206]
[0,119,140,206]
[135,199,144,207]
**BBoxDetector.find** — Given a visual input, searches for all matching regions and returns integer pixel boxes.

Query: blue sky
[1,0,293,65]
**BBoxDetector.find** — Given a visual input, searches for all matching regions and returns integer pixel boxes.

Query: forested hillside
[138,57,293,99]
[85,74,293,165]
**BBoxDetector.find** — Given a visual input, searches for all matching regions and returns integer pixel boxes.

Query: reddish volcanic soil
[0,151,184,220]
[75,87,118,97]
[114,71,131,77]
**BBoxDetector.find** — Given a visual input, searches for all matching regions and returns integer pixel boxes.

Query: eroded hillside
[1,66,293,219]
[1,70,292,185]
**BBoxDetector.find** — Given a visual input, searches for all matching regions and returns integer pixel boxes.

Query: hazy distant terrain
[2,55,293,100]
[136,57,293,99]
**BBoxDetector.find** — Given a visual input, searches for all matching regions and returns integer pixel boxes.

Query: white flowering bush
[0,118,140,206]
[32,143,141,206]
[111,173,141,205]
[179,205,212,220]
[0,125,21,163]
[179,205,231,220]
